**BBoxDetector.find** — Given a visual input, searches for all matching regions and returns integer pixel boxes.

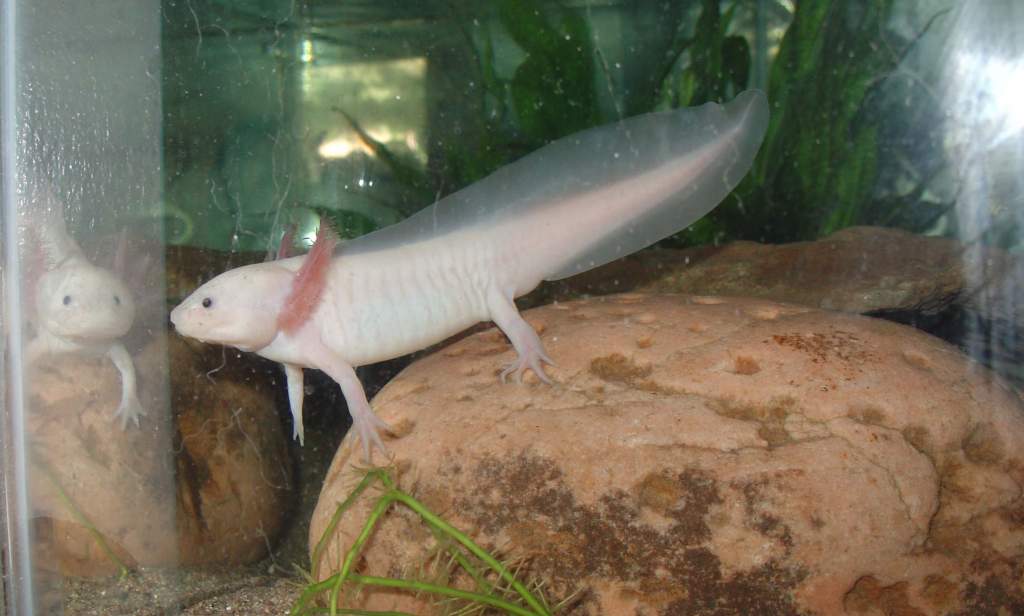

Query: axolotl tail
[338,91,769,297]
[504,89,770,284]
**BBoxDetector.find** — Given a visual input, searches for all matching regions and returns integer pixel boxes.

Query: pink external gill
[276,221,338,334]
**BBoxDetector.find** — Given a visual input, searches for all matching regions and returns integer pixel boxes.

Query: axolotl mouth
[58,332,123,346]
[169,302,206,341]
[169,260,297,353]
[169,303,205,338]
[43,316,133,343]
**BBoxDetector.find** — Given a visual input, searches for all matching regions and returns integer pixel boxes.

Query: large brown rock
[544,227,1022,322]
[29,339,179,576]
[28,332,292,575]
[541,226,1024,387]
[168,334,294,565]
[310,293,1024,615]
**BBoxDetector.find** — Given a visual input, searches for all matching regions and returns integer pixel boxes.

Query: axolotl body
[26,213,144,428]
[171,90,770,460]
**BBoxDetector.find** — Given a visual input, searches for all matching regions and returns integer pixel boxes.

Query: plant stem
[311,469,389,580]
[330,491,398,614]
[444,541,494,595]
[390,491,551,616]
[295,469,554,616]
[303,605,415,613]
[302,607,416,616]
[350,574,544,616]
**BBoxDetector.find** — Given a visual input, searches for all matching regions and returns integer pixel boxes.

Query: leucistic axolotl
[171,89,770,460]
[25,208,145,428]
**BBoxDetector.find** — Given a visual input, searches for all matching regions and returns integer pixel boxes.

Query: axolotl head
[36,261,135,341]
[170,263,293,352]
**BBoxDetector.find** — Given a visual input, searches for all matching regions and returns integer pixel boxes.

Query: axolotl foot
[500,343,555,384]
[489,290,556,385]
[115,394,146,430]
[350,399,391,463]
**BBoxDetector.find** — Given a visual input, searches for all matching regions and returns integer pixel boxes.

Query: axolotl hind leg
[487,287,555,384]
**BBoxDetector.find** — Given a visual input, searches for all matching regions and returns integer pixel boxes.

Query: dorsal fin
[276,221,338,334]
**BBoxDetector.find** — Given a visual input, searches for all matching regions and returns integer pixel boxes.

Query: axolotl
[25,208,145,428]
[171,89,769,460]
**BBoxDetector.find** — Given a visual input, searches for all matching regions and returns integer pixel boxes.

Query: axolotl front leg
[107,342,145,428]
[274,225,389,459]
[284,329,389,460]
[25,334,144,429]
[283,363,306,444]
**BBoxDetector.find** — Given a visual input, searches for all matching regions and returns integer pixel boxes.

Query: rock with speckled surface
[310,293,1024,615]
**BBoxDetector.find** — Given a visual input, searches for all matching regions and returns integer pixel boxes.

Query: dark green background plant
[162,0,952,251]
[720,0,951,244]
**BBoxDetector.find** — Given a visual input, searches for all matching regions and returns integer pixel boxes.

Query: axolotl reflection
[27,215,144,428]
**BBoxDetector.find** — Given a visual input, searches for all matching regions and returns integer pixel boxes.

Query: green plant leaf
[498,0,561,58]
[502,0,598,142]
[824,125,879,234]
[722,35,751,94]
[333,108,431,200]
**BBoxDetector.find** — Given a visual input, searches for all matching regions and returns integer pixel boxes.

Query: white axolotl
[25,204,145,428]
[171,90,769,460]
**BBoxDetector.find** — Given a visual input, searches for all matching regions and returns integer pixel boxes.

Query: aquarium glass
[1,0,1023,613]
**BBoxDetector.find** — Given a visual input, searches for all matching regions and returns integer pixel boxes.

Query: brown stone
[541,226,1023,324]
[310,294,1024,615]
[168,334,294,566]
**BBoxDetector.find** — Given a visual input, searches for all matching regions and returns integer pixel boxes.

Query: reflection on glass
[24,191,143,428]
[2,0,1024,614]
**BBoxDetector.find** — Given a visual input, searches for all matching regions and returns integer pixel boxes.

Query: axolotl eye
[62,295,72,306]
[113,295,121,306]
[202,297,213,309]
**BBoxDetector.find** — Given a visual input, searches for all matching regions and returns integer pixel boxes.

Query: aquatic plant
[163,0,953,252]
[292,468,574,616]
[720,0,952,244]
[356,0,948,248]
